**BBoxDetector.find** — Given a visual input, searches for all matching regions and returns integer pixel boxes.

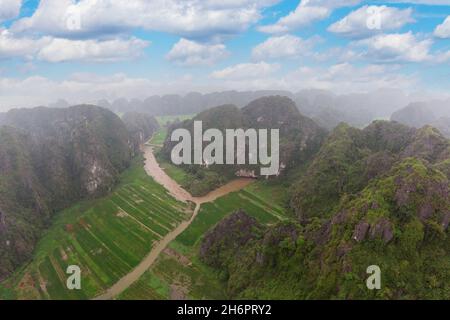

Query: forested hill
[0,105,157,280]
[200,121,450,299]
[159,96,327,196]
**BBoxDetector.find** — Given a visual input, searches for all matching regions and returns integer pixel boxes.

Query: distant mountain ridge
[44,89,449,133]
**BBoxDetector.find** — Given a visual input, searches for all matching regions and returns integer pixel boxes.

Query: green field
[156,114,193,126]
[0,117,293,300]
[0,156,192,300]
[150,114,194,147]
[149,128,167,147]
[118,181,290,300]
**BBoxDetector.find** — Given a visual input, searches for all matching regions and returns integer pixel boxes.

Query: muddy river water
[94,145,253,300]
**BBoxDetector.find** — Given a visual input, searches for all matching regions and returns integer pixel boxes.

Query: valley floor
[0,130,290,300]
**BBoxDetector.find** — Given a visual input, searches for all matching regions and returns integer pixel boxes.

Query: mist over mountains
[0,94,449,299]
[0,106,158,280]
[40,89,449,133]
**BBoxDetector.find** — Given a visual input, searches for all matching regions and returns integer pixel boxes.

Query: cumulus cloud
[283,63,417,93]
[11,0,279,41]
[356,32,433,63]
[37,37,149,63]
[210,62,280,80]
[434,16,450,38]
[166,39,229,66]
[252,34,318,60]
[0,29,45,59]
[0,30,149,62]
[207,62,417,94]
[0,72,211,110]
[0,0,22,23]
[328,5,414,39]
[0,62,424,111]
[259,0,361,34]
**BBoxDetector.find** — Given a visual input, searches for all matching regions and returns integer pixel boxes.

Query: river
[94,145,253,300]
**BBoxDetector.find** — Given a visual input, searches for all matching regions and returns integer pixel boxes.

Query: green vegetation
[158,157,191,187]
[150,129,168,146]
[2,96,450,301]
[199,146,450,300]
[156,115,194,126]
[0,105,137,281]
[159,97,326,196]
[118,180,290,300]
[0,156,191,300]
[122,112,160,152]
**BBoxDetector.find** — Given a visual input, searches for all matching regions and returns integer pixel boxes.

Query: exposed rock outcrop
[0,105,150,280]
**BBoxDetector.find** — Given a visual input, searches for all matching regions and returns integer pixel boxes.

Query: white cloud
[0,30,149,62]
[0,72,211,110]
[11,0,279,41]
[434,16,450,38]
[210,62,280,80]
[0,29,46,59]
[252,34,317,60]
[37,37,149,63]
[283,63,416,93]
[356,32,433,62]
[0,62,427,111]
[258,0,361,34]
[328,5,414,39]
[207,62,417,94]
[166,39,229,66]
[0,0,22,23]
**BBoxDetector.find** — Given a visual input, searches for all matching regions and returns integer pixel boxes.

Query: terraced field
[0,117,292,300]
[0,157,192,300]
[118,182,290,300]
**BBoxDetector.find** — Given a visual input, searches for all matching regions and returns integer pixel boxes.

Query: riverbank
[94,145,253,299]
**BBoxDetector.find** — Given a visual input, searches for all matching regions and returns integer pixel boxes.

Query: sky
[1,0,450,109]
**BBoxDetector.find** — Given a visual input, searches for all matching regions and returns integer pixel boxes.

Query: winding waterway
[94,145,253,300]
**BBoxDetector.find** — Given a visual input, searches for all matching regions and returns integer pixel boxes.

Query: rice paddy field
[118,182,290,300]
[0,116,293,300]
[0,157,192,300]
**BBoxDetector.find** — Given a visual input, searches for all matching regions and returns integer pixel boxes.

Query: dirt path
[94,145,253,300]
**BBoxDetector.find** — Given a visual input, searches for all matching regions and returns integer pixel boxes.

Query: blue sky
[1,0,450,109]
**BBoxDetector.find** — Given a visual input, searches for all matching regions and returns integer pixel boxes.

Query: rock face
[200,122,450,300]
[0,105,151,280]
[289,120,450,222]
[242,96,327,172]
[122,112,159,153]
[161,96,327,179]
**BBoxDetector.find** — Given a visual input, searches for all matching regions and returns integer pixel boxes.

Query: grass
[0,156,191,300]
[149,129,167,146]
[1,118,294,300]
[156,115,194,126]
[117,144,293,300]
[158,159,192,187]
[118,180,291,300]
[149,114,194,147]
